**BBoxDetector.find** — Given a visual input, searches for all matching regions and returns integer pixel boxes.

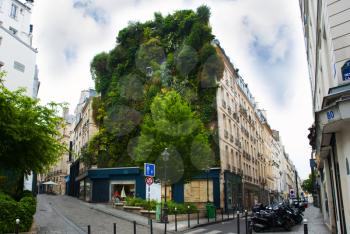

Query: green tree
[301,173,315,193]
[133,91,213,181]
[0,73,64,177]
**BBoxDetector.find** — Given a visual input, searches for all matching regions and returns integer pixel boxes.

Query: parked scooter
[251,204,295,232]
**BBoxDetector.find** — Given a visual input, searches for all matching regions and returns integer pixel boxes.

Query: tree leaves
[0,75,65,175]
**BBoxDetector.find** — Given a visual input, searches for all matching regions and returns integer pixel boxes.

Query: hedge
[125,197,198,214]
[0,191,36,234]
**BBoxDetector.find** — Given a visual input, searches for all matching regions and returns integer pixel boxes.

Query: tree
[133,91,214,182]
[301,173,314,193]
[0,72,65,176]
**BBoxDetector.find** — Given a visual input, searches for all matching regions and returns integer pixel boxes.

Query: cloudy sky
[31,0,313,179]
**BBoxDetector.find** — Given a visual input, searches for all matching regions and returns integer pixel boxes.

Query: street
[34,194,159,234]
[182,205,330,234]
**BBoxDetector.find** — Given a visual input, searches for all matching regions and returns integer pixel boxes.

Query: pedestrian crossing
[184,228,236,234]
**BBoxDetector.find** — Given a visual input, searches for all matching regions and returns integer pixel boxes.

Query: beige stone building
[214,41,279,209]
[41,108,74,195]
[72,89,98,160]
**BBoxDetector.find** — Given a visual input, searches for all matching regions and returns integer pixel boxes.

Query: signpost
[144,163,155,224]
[144,163,155,177]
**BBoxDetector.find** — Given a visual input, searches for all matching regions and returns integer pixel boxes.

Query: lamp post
[206,167,210,203]
[161,148,169,224]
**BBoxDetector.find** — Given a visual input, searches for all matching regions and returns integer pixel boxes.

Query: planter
[123,206,143,214]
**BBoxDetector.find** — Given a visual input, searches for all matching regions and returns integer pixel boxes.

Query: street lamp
[206,167,210,204]
[161,148,169,224]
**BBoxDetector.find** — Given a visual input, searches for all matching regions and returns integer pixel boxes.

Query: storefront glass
[110,180,135,202]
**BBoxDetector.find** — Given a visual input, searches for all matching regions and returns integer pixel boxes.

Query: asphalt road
[34,194,159,234]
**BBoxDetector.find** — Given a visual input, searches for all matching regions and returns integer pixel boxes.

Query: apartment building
[300,0,350,232]
[43,108,74,195]
[0,0,39,98]
[214,40,282,209]
[0,0,39,192]
[69,89,98,201]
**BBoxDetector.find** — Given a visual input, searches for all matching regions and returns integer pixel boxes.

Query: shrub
[0,192,36,233]
[124,196,198,214]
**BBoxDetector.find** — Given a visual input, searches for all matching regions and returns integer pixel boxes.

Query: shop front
[224,170,242,212]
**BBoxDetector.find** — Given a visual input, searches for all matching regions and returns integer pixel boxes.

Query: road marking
[206,231,222,234]
[184,228,207,234]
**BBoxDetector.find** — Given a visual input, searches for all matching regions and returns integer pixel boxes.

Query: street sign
[341,60,350,81]
[145,176,154,186]
[144,163,155,177]
[290,189,295,198]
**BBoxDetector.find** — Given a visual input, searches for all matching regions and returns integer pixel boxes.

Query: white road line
[184,228,208,234]
[206,231,222,234]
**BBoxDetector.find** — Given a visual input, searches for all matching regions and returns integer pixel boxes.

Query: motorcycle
[251,205,295,232]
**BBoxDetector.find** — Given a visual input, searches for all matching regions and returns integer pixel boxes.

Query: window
[9,27,17,35]
[346,158,350,175]
[10,4,18,19]
[14,61,25,72]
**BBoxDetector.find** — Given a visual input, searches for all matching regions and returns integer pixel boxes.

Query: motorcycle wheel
[284,219,293,231]
[296,215,303,224]
[253,226,263,232]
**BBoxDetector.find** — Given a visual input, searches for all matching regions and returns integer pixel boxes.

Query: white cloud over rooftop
[31,0,313,178]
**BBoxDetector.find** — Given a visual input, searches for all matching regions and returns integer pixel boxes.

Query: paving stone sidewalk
[88,201,239,233]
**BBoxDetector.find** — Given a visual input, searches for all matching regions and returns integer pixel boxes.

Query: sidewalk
[87,202,241,233]
[262,204,330,234]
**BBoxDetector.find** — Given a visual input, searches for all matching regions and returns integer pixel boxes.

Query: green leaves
[133,91,212,182]
[0,82,65,175]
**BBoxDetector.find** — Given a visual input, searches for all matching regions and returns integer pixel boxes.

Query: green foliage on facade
[84,5,224,179]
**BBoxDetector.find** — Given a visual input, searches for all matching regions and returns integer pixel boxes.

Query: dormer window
[9,27,17,35]
[10,4,18,19]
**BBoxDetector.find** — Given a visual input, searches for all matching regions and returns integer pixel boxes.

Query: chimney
[63,107,69,120]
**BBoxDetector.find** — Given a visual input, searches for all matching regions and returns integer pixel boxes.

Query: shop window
[346,158,350,175]
[184,180,213,202]
[111,181,135,202]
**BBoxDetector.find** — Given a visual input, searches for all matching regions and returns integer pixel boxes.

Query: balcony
[224,130,229,138]
[222,100,226,109]
[235,139,241,148]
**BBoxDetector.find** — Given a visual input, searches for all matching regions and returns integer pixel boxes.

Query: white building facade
[0,0,39,98]
[300,0,350,232]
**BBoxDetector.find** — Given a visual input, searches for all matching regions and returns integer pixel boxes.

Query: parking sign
[144,163,155,177]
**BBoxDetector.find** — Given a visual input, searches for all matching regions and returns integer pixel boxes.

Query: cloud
[31,0,313,178]
[72,0,110,25]
[63,45,78,63]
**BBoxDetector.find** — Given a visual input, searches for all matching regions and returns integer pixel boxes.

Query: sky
[31,0,313,179]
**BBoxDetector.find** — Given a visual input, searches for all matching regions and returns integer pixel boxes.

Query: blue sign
[144,163,155,177]
[341,60,350,81]
[327,110,334,120]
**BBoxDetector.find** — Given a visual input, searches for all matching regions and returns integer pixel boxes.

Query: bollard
[214,208,217,222]
[304,219,308,234]
[245,210,248,233]
[187,206,191,228]
[88,225,91,234]
[150,219,153,234]
[237,211,240,234]
[221,208,224,221]
[197,210,199,224]
[175,207,178,232]
[207,207,210,223]
[227,209,230,220]
[113,223,116,234]
[247,220,252,234]
[133,221,136,234]
[15,219,20,234]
